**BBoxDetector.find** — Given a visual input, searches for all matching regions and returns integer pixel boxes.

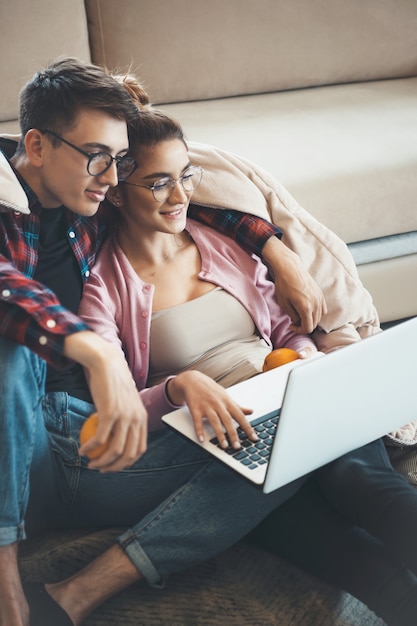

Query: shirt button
[69,231,76,239]
[143,284,152,292]
[84,270,90,278]
[39,336,48,345]
[1,289,11,298]
[141,311,149,318]
[46,319,56,329]
[140,342,147,350]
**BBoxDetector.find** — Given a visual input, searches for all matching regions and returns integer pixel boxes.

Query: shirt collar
[10,163,42,214]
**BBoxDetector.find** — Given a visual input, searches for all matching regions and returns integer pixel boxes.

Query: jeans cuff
[0,522,26,546]
[118,529,165,588]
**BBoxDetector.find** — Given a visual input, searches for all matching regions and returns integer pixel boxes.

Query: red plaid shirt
[0,154,281,369]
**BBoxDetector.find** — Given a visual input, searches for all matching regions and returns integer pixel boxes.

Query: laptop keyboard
[209,411,279,470]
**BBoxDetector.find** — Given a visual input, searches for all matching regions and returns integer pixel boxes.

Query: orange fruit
[79,413,110,460]
[262,348,300,372]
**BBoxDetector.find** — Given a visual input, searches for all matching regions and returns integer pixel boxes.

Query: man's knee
[0,337,45,389]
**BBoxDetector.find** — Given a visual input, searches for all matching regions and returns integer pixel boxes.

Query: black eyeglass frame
[39,129,137,181]
[121,165,204,201]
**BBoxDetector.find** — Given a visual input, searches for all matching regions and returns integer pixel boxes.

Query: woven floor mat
[19,528,385,626]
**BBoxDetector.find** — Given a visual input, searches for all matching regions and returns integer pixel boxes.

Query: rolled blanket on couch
[189,141,381,353]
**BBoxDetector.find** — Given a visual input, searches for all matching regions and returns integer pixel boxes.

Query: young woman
[80,109,317,442]
[76,88,417,626]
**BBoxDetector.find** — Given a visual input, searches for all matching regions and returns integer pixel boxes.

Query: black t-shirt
[34,207,92,402]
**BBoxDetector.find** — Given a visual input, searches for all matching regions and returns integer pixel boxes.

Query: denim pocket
[42,392,95,506]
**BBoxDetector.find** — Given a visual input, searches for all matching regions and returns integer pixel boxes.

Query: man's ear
[106,187,123,207]
[24,129,46,167]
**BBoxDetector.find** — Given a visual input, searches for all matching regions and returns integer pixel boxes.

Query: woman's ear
[106,187,123,207]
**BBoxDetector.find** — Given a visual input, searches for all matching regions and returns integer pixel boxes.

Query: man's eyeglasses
[121,165,204,202]
[40,129,137,182]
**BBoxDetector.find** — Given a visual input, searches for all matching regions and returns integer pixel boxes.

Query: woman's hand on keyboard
[166,371,257,450]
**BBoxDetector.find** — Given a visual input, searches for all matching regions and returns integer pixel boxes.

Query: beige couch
[2,0,417,324]
[0,2,411,624]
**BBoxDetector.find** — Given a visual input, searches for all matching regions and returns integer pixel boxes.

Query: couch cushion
[0,0,90,126]
[162,78,417,244]
[357,254,417,323]
[85,0,417,104]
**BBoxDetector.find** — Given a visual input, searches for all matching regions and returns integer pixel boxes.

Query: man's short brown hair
[17,57,139,152]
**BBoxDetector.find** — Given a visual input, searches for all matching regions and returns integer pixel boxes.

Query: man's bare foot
[0,543,29,626]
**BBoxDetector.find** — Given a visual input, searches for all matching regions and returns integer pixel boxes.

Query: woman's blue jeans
[251,440,417,626]
[0,337,305,585]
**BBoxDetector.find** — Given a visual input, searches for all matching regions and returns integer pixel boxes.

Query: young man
[0,57,325,625]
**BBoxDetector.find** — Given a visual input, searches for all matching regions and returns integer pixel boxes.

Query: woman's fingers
[202,404,256,450]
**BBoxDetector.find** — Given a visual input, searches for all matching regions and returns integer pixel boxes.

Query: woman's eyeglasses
[122,166,204,202]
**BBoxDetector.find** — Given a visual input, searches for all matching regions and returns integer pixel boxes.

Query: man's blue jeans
[0,337,305,585]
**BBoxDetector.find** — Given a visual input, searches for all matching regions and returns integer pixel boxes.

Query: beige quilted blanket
[189,142,380,353]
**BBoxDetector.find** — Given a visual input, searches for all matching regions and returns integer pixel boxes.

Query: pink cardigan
[79,219,316,430]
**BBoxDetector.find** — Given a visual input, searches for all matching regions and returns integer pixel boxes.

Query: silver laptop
[162,316,417,493]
